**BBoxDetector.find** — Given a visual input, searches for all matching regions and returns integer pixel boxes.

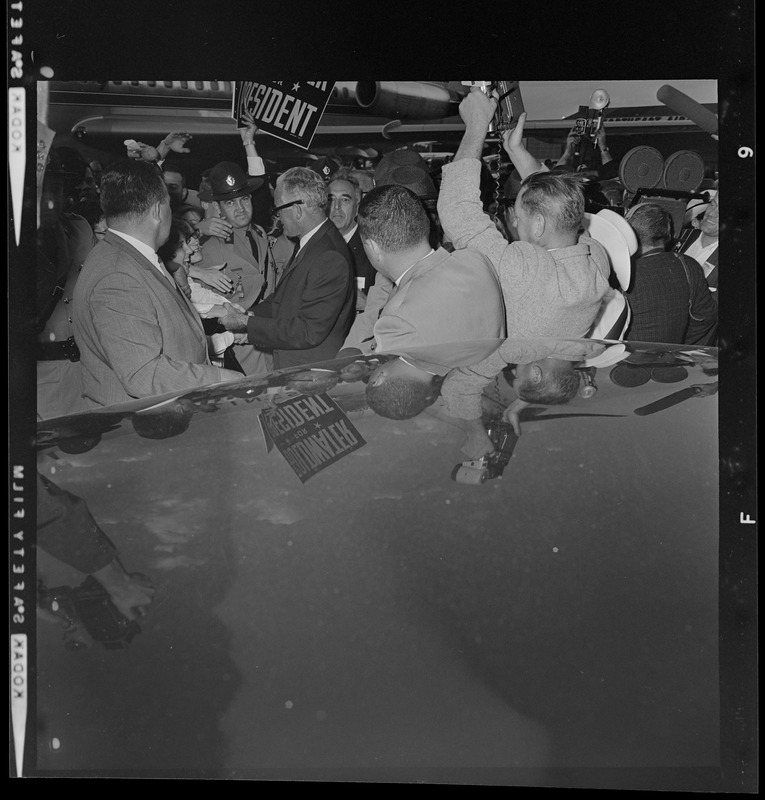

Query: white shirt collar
[109,228,173,281]
[395,249,435,286]
[299,219,326,250]
[342,222,358,243]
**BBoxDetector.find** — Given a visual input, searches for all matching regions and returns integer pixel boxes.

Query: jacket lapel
[278,219,332,285]
[103,231,203,324]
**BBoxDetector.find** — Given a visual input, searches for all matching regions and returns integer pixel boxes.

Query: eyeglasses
[271,199,304,216]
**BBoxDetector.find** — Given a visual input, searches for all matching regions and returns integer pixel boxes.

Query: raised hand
[458,86,498,131]
[238,109,259,146]
[195,216,233,239]
[501,111,528,154]
[160,131,193,155]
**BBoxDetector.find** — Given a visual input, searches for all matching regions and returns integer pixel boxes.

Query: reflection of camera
[451,416,519,484]
[38,576,141,649]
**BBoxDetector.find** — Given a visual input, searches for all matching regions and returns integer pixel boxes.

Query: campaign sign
[258,393,365,483]
[232,81,336,151]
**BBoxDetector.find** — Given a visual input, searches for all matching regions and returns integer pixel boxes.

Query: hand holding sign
[239,109,259,146]
[233,81,336,151]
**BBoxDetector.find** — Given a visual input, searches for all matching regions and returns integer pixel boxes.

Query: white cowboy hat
[582,210,636,291]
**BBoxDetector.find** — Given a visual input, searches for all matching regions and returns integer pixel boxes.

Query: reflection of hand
[501,398,529,437]
[189,263,234,293]
[195,216,233,239]
[501,111,528,153]
[462,429,495,460]
[92,561,155,622]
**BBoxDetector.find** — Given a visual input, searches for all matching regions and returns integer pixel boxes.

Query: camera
[461,81,525,135]
[38,576,141,649]
[574,107,602,143]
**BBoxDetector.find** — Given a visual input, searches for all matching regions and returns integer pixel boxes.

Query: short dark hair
[519,172,586,234]
[357,184,430,252]
[626,203,673,250]
[100,158,168,221]
[365,374,443,420]
[516,362,580,405]
[162,163,187,187]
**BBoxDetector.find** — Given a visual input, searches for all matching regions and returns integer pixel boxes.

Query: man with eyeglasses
[195,161,280,376]
[219,167,355,374]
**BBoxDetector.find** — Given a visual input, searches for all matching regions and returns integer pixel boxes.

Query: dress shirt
[683,237,718,279]
[109,228,174,283]
[298,219,326,250]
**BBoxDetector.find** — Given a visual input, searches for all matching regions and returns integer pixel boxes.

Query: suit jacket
[626,249,717,346]
[347,227,377,292]
[346,247,506,374]
[246,219,355,369]
[72,230,239,407]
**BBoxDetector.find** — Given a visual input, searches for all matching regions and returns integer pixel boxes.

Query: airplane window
[147,81,156,87]
[195,81,204,90]
[180,81,188,89]
[164,81,174,88]
[130,81,140,87]
[211,81,219,91]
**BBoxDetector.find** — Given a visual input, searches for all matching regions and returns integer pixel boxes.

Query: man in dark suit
[327,169,377,295]
[626,203,717,345]
[221,167,355,373]
[72,160,242,408]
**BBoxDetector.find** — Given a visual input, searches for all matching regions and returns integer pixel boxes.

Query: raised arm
[501,112,547,179]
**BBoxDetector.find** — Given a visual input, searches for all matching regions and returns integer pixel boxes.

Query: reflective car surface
[32,339,720,786]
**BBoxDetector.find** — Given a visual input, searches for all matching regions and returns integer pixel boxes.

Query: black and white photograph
[9,1,756,789]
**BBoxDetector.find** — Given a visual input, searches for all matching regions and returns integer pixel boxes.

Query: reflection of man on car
[439,337,609,458]
[37,471,154,647]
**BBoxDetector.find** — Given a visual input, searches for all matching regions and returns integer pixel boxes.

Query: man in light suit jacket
[338,184,506,420]
[221,167,355,373]
[72,159,242,408]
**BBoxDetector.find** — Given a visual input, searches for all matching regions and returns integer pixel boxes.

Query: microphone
[657,85,718,136]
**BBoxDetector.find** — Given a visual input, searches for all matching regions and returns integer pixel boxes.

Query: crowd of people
[36,86,719,429]
[34,85,720,628]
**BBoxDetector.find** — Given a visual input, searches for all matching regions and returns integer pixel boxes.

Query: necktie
[284,240,301,272]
